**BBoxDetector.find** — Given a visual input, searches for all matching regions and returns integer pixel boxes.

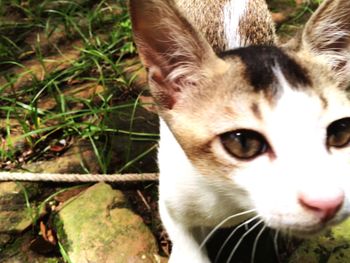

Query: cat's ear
[301,0,350,84]
[129,0,227,110]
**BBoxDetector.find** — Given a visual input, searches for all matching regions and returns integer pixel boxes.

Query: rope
[0,172,159,182]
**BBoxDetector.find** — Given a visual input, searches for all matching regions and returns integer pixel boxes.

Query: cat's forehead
[177,46,350,135]
[211,45,350,117]
[172,45,350,140]
[219,45,312,100]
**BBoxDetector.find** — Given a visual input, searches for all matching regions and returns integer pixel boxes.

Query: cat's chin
[259,207,350,239]
[286,226,329,238]
[273,220,340,238]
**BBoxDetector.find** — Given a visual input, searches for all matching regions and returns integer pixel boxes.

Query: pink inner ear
[301,0,350,81]
[130,0,217,110]
[149,67,179,110]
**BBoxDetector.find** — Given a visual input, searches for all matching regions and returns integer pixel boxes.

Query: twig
[137,190,151,211]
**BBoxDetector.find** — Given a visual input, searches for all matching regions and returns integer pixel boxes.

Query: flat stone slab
[56,182,163,263]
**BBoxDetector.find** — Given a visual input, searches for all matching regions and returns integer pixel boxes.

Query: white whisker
[226,219,264,263]
[215,215,260,263]
[274,230,280,262]
[199,209,256,250]
[251,224,267,263]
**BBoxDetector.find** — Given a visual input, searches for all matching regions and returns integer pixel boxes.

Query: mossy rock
[0,182,42,205]
[0,231,61,263]
[55,182,162,263]
[289,219,350,263]
[0,182,42,233]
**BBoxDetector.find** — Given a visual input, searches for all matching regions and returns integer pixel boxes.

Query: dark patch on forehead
[219,45,312,94]
[251,103,262,120]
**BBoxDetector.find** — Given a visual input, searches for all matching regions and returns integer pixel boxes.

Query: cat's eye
[327,118,350,148]
[220,130,269,160]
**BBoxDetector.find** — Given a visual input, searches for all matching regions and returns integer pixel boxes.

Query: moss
[289,219,350,263]
[56,183,159,262]
[0,210,33,233]
[53,213,72,254]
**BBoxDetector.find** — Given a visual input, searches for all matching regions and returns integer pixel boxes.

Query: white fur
[158,66,350,262]
[234,67,350,235]
[158,120,210,263]
[223,0,250,49]
[158,120,253,262]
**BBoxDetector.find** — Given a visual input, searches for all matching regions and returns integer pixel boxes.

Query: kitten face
[228,75,350,236]
[165,46,350,236]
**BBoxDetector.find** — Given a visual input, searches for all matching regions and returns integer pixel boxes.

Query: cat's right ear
[129,0,227,110]
[301,0,350,86]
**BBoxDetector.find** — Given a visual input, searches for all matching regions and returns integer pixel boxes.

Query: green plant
[0,0,157,173]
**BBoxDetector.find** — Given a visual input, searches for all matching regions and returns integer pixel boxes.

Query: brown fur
[300,0,350,85]
[251,103,262,120]
[174,0,276,52]
[174,0,227,52]
[238,0,275,46]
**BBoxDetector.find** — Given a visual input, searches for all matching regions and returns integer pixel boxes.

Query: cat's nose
[298,189,344,222]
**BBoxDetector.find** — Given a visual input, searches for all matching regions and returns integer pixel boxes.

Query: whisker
[199,209,256,250]
[251,224,267,263]
[274,230,280,262]
[226,219,264,263]
[215,215,260,263]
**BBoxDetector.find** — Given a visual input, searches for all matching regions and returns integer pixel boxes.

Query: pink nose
[298,189,344,222]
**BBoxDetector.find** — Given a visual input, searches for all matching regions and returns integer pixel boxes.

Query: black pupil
[220,130,267,160]
[327,117,350,148]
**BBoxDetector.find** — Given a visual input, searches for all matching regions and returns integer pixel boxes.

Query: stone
[0,234,11,246]
[56,182,162,263]
[289,219,350,263]
[0,182,42,233]
[0,231,60,263]
[0,182,41,204]
[22,140,101,174]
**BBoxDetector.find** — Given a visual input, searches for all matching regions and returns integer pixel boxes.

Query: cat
[129,0,350,262]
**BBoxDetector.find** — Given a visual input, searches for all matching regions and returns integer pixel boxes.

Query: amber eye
[220,129,269,160]
[327,118,350,148]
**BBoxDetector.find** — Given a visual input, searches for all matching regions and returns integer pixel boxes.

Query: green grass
[0,3,157,256]
[0,0,159,173]
[270,0,322,39]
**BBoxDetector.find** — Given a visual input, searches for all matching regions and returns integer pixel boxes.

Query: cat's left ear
[129,0,228,111]
[301,0,350,85]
